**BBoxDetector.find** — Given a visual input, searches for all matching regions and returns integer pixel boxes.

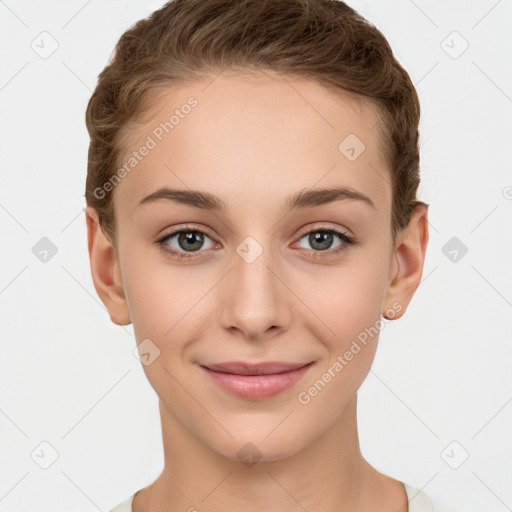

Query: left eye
[296,228,353,252]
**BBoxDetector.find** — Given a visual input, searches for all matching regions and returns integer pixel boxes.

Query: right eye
[156,225,218,260]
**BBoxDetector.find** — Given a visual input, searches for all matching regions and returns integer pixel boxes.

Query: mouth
[200,361,315,400]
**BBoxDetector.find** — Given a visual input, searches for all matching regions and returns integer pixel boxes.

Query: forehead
[114,70,391,218]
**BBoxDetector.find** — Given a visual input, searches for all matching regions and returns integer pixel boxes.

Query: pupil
[310,231,332,250]
[179,231,203,251]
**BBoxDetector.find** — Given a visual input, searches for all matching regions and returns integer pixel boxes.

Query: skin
[86,69,429,512]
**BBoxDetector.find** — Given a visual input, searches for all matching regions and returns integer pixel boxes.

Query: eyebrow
[137,185,376,212]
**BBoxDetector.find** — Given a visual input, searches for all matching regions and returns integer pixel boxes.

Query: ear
[85,206,131,326]
[382,204,429,320]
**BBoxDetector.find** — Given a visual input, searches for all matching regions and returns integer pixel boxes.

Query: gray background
[0,0,511,510]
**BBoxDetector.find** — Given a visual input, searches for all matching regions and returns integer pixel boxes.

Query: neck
[133,394,407,512]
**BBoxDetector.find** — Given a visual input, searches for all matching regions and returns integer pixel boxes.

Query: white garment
[110,482,434,511]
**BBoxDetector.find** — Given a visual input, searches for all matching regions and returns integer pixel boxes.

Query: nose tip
[219,254,289,341]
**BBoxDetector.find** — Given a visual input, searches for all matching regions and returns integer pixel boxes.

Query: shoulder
[402,482,435,512]
[109,484,433,512]
[109,492,136,512]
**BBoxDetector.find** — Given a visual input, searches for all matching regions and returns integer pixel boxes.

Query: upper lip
[201,361,313,375]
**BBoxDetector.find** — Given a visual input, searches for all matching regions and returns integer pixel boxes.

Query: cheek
[126,277,174,342]
[294,267,386,422]
[122,249,203,341]
[122,260,200,408]
[309,258,388,347]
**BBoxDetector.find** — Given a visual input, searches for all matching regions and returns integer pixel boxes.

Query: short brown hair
[85,0,428,246]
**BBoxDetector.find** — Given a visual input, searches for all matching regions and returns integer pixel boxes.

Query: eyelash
[155,224,356,261]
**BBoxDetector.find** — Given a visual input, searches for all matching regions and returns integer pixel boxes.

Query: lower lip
[201,363,315,400]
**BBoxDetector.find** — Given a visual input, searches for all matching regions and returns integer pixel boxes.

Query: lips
[200,360,315,399]
[203,361,311,375]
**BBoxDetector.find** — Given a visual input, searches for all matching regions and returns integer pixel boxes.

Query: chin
[208,427,310,465]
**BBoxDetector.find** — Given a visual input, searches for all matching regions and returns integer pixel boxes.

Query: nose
[218,239,291,342]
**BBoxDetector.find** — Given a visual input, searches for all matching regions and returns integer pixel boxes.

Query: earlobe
[85,207,131,326]
[383,204,429,320]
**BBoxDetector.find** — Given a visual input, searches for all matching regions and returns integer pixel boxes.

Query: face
[102,70,408,462]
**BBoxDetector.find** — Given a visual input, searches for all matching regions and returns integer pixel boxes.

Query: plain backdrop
[1,1,511,511]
